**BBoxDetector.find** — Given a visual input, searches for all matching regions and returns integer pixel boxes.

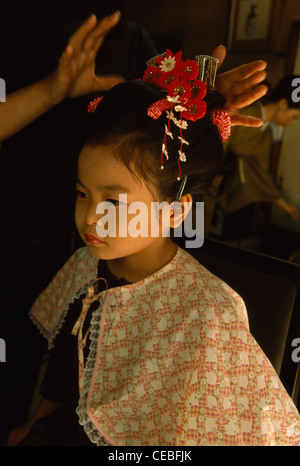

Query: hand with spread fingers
[46,12,125,105]
[0,12,124,141]
[211,45,268,127]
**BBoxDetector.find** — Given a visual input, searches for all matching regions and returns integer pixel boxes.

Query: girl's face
[75,144,172,262]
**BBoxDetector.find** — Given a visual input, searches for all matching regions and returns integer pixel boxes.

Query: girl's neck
[107,239,178,283]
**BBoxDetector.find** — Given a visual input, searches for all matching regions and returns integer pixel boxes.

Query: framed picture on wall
[227,0,274,52]
[286,21,300,74]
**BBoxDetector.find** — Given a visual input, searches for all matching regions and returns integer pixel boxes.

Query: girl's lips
[85,234,105,245]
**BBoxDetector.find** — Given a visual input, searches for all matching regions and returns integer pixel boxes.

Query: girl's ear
[169,193,193,228]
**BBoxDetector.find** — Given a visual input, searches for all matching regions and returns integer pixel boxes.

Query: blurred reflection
[206,74,300,260]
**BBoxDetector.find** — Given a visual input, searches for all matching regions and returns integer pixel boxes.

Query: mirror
[207,21,300,265]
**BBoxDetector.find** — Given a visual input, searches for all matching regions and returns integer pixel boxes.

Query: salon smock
[30,246,300,446]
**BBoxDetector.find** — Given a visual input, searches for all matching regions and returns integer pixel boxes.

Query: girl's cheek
[75,204,84,229]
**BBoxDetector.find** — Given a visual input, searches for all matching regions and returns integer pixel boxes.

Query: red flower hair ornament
[143,50,231,179]
[86,50,231,181]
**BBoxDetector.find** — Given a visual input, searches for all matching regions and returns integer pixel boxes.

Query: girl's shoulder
[30,247,99,348]
[173,246,249,327]
[133,245,245,309]
[175,246,238,292]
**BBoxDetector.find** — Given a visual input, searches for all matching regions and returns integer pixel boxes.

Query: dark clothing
[39,261,129,446]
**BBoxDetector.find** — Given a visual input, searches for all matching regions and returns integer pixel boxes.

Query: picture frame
[227,0,274,53]
[286,21,300,74]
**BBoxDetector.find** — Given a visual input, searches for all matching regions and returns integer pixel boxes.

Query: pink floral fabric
[30,246,300,446]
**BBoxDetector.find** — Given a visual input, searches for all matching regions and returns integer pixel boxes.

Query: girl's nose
[85,200,100,226]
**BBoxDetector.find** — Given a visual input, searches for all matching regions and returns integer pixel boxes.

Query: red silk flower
[181,97,207,122]
[180,59,199,81]
[156,50,182,72]
[190,79,207,101]
[142,65,161,88]
[167,79,192,102]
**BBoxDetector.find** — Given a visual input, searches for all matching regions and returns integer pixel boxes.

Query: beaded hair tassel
[143,50,231,180]
[86,51,232,181]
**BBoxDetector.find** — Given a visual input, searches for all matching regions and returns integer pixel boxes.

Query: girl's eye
[76,190,88,199]
[106,198,121,206]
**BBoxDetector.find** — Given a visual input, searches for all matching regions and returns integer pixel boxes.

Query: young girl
[10,51,300,446]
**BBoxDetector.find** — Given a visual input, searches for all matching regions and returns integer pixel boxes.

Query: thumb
[211,45,227,70]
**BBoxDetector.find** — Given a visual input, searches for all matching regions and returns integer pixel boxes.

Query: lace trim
[76,295,111,446]
[29,281,95,350]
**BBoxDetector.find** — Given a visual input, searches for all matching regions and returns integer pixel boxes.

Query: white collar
[259,102,284,141]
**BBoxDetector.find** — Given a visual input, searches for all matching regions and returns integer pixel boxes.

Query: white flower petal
[178,150,187,162]
[159,56,176,73]
[178,136,189,145]
[167,95,181,103]
[174,105,187,112]
[164,125,174,139]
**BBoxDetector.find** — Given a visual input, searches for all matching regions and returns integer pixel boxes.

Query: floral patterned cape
[30,246,300,446]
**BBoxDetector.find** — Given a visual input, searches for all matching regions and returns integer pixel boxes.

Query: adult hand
[46,11,125,105]
[7,420,34,446]
[0,12,125,142]
[211,45,268,127]
[275,198,299,221]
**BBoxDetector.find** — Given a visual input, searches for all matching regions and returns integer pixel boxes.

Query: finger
[230,114,264,127]
[68,14,98,51]
[229,84,268,110]
[223,60,267,82]
[82,11,121,53]
[229,70,267,97]
[211,45,226,70]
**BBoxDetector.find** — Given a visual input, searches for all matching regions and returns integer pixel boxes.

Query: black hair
[267,75,300,109]
[83,80,225,202]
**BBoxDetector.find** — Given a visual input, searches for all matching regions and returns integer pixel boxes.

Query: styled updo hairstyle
[83,80,225,202]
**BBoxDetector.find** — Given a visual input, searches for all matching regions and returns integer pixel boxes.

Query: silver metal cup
[195,55,219,87]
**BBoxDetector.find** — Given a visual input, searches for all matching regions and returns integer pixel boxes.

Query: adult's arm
[0,34,269,143]
[0,12,124,142]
